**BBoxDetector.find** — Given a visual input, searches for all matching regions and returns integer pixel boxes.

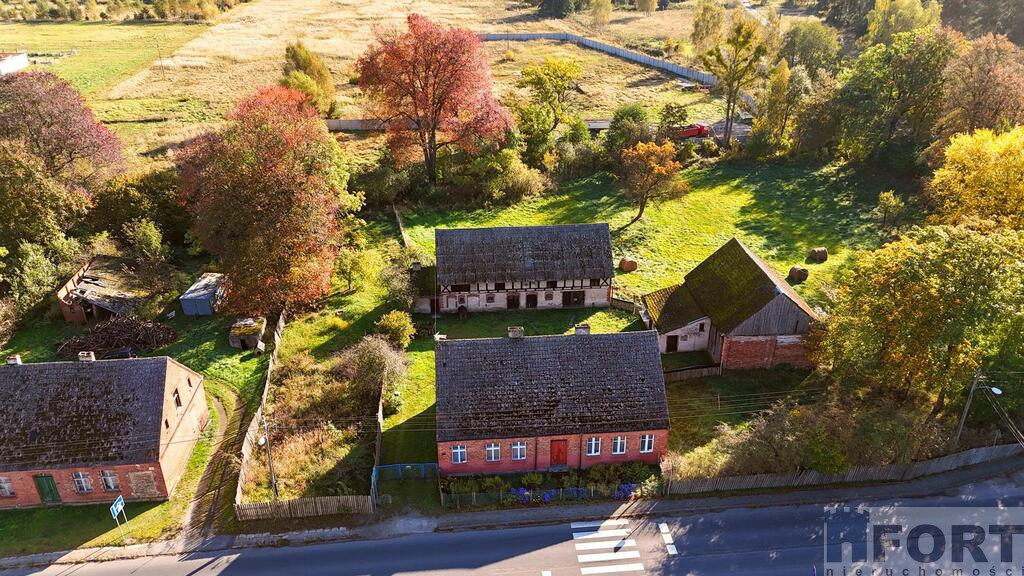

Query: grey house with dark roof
[0,355,209,508]
[434,328,669,475]
[641,238,819,369]
[424,224,614,314]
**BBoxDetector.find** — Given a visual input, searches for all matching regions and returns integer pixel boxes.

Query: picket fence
[665,443,1024,495]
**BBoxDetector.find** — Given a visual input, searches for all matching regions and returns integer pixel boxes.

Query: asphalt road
[9,474,1024,576]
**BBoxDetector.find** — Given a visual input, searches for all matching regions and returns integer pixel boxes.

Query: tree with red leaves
[0,71,122,194]
[356,14,510,183]
[177,86,362,315]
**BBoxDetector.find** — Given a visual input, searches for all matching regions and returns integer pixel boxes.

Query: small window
[451,445,467,464]
[73,472,93,493]
[173,388,182,409]
[640,434,655,453]
[458,295,466,305]
[186,377,193,389]
[681,334,688,342]
[451,284,471,293]
[486,294,495,304]
[485,443,501,462]
[699,322,705,332]
[586,437,601,456]
[544,292,553,301]
[511,441,527,461]
[612,436,627,455]
[590,278,601,287]
[0,477,13,497]
[164,419,170,429]
[546,280,557,289]
[494,282,506,291]
[100,470,120,492]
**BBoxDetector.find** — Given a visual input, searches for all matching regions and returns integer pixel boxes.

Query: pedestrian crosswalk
[566,519,646,575]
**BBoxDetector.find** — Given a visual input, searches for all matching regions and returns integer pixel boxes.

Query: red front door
[550,439,567,467]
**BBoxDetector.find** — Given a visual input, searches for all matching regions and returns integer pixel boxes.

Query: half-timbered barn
[429,224,614,314]
[641,238,819,369]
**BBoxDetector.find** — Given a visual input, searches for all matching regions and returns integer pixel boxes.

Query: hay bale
[809,247,829,263]
[618,258,638,273]
[788,265,809,283]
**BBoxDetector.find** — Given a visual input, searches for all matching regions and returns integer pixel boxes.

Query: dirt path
[179,394,232,546]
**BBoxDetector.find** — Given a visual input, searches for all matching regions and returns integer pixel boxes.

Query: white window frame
[100,470,120,492]
[72,471,93,493]
[485,443,501,462]
[586,436,601,456]
[640,434,655,453]
[0,477,13,497]
[612,436,627,455]
[451,445,467,464]
[511,441,527,461]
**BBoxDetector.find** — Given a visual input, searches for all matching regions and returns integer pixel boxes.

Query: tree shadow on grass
[306,301,391,362]
[380,403,438,465]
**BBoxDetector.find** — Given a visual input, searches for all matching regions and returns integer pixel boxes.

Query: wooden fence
[663,364,723,382]
[665,443,1024,495]
[609,297,638,313]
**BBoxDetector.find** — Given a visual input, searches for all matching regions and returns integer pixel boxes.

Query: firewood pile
[57,316,177,358]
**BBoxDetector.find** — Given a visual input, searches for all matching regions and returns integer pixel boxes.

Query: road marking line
[572,528,630,540]
[661,533,673,544]
[571,519,630,529]
[658,523,670,533]
[574,539,637,551]
[577,551,642,563]
[580,563,646,575]
[666,544,678,555]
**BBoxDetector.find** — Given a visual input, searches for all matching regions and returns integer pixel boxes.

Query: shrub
[447,476,479,494]
[586,463,620,485]
[480,476,507,493]
[379,241,423,309]
[619,461,657,484]
[521,472,544,490]
[121,218,167,262]
[337,335,407,416]
[325,315,350,331]
[605,104,653,161]
[375,310,415,350]
[698,138,720,157]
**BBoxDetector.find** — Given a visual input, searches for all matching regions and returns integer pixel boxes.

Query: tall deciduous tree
[862,0,941,46]
[781,20,841,79]
[513,58,583,166]
[0,71,122,193]
[748,60,810,157]
[618,140,687,226]
[813,226,1024,416]
[927,127,1024,230]
[177,87,362,314]
[701,16,766,144]
[637,0,656,16]
[940,34,1024,136]
[591,0,612,28]
[356,14,509,183]
[280,41,335,114]
[691,0,725,55]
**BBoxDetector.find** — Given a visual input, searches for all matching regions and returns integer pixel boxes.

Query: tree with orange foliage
[618,140,688,226]
[177,86,362,315]
[356,14,510,184]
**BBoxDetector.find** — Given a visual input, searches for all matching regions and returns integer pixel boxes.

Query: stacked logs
[58,316,177,358]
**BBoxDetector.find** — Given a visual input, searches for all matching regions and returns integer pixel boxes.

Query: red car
[674,123,711,139]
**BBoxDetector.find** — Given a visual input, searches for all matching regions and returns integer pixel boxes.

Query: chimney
[574,323,591,335]
[508,326,524,338]
[78,351,96,362]
[6,354,21,365]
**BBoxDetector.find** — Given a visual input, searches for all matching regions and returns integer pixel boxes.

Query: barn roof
[180,272,225,302]
[0,357,199,472]
[434,224,614,285]
[63,256,152,315]
[434,331,668,442]
[643,238,818,334]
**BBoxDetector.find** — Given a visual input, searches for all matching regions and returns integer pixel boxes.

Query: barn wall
[657,318,710,353]
[730,294,813,336]
[720,335,813,369]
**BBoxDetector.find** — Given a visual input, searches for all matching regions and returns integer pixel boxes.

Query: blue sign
[110,495,124,519]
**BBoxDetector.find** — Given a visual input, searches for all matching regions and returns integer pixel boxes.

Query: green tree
[604,103,652,160]
[121,218,168,262]
[701,16,766,144]
[591,0,612,28]
[280,41,335,114]
[813,226,1024,416]
[691,0,725,54]
[747,60,809,157]
[7,242,57,313]
[514,58,583,166]
[862,0,941,46]
[341,335,408,416]
[820,0,873,33]
[336,246,372,291]
[871,190,906,230]
[375,310,415,350]
[781,20,841,79]
[656,102,689,141]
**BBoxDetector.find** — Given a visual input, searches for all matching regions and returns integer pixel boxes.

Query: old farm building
[57,256,153,324]
[641,238,819,369]
[434,328,669,475]
[422,224,614,314]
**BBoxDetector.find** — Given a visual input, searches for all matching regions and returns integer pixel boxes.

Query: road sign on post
[110,495,129,543]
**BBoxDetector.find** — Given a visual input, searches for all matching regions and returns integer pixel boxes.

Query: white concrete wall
[0,53,28,76]
[658,317,711,353]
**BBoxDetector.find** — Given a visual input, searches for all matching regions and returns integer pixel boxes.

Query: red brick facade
[720,335,813,370]
[437,429,669,476]
[0,463,168,508]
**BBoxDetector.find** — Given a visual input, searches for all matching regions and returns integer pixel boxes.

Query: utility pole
[953,370,983,449]
[261,413,279,500]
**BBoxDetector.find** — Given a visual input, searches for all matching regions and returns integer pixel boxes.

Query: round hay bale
[788,265,809,283]
[809,247,829,263]
[618,258,638,273]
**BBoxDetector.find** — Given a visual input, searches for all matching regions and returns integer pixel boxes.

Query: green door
[34,475,60,503]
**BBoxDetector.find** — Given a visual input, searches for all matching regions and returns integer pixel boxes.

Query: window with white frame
[612,436,627,454]
[485,443,501,462]
[0,477,13,497]
[511,441,527,460]
[72,472,93,493]
[640,434,655,453]
[100,470,120,492]
[586,436,601,456]
[451,445,467,464]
